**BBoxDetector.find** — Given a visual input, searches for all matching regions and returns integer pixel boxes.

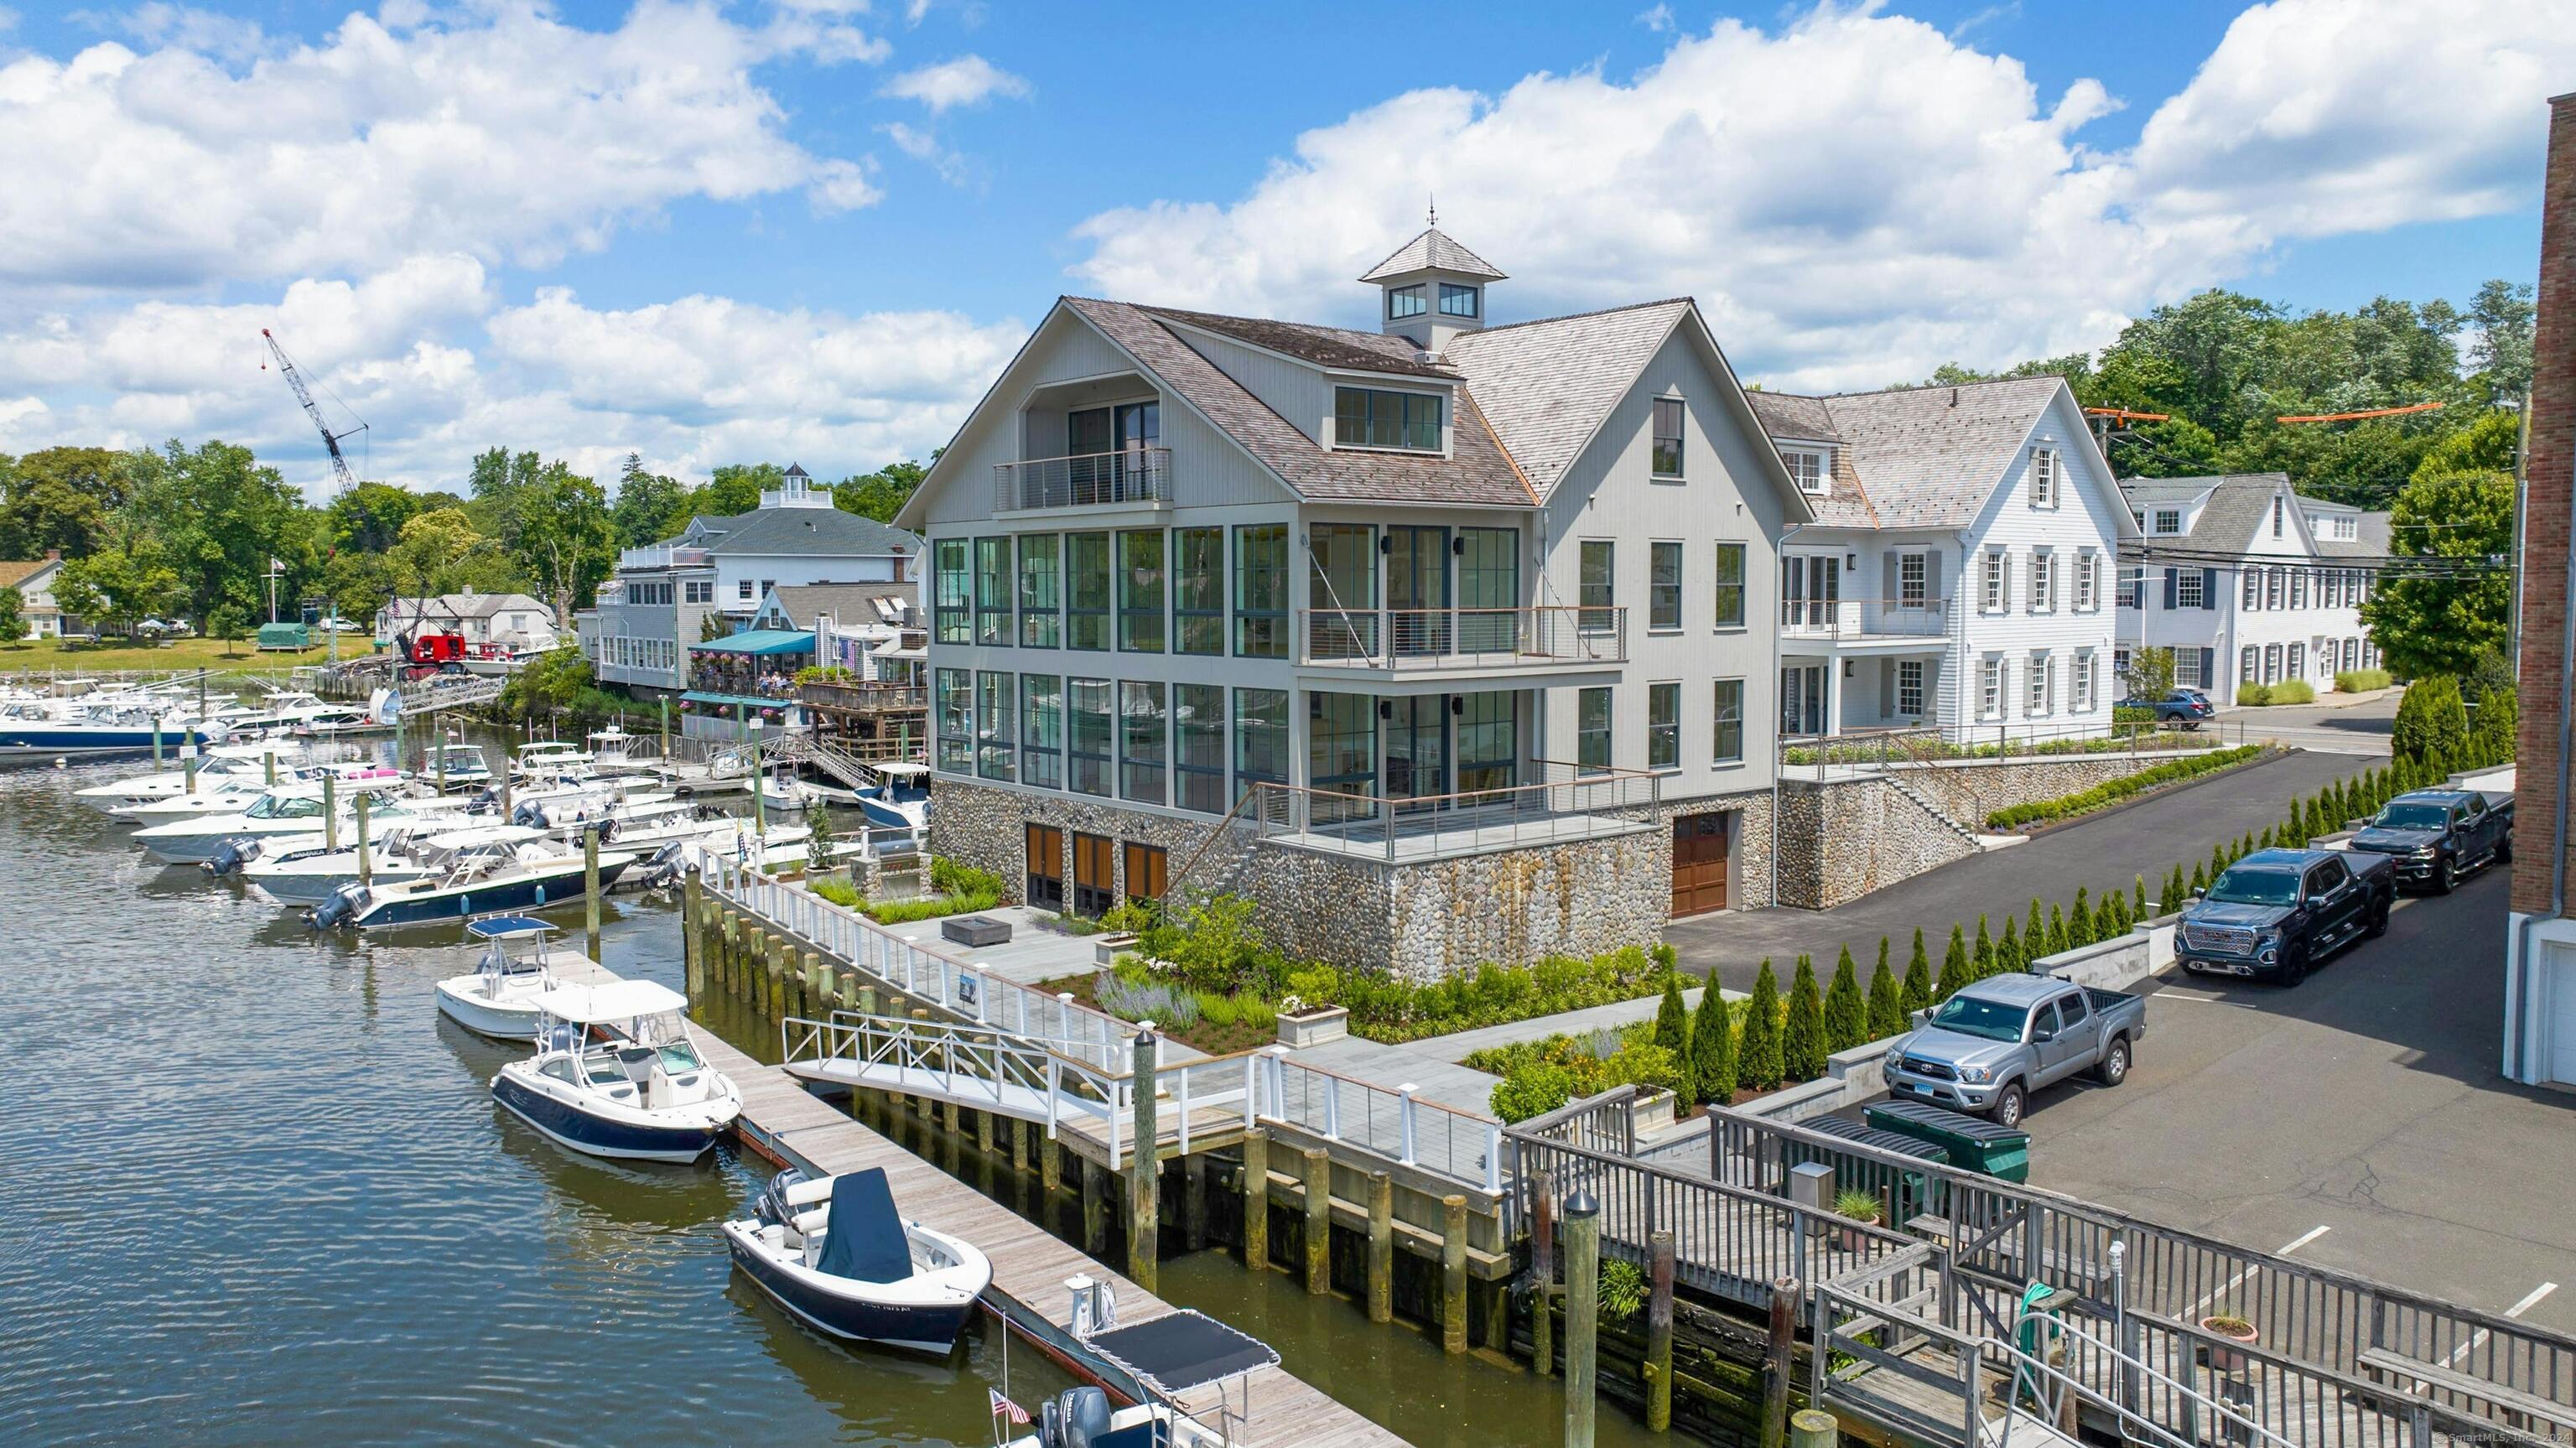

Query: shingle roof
[1743,391,1839,443]
[1751,376,2070,529]
[1357,227,1508,283]
[0,558,58,590]
[2116,475,2285,553]
[1442,299,1695,500]
[764,583,913,626]
[1144,305,1457,378]
[700,507,921,558]
[1066,297,1535,507]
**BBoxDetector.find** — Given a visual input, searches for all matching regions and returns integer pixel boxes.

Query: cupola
[1358,221,1506,358]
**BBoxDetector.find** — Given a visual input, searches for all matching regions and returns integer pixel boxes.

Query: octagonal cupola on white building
[1360,224,1507,356]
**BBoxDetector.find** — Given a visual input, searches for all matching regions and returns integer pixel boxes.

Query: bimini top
[815,1168,914,1285]
[1087,1310,1281,1396]
[466,914,555,941]
[532,978,689,1026]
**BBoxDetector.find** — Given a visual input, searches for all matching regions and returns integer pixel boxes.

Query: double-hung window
[1173,527,1223,656]
[1646,682,1679,771]
[1712,679,1744,764]
[1898,553,1927,608]
[1983,548,2008,613]
[1784,449,1826,494]
[933,538,971,645]
[2176,568,2205,609]
[1579,541,1616,634]
[1898,661,1924,717]
[1017,535,1061,648]
[2075,551,2098,610]
[1981,656,2004,719]
[974,537,1013,646]
[1649,542,1682,631]
[1117,529,1165,652]
[1651,398,1685,478]
[2264,568,2283,610]
[2029,447,2060,507]
[2118,565,2143,609]
[2074,652,2095,712]
[1066,532,1111,651]
[1232,523,1287,658]
[1067,678,1113,797]
[1334,387,1443,452]
[1576,688,1612,775]
[2029,551,2054,612]
[1711,542,1746,627]
[2028,651,2052,714]
[1119,680,1166,804]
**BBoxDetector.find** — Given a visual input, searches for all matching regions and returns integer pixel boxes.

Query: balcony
[1297,606,1627,672]
[798,681,927,714]
[619,543,709,570]
[1247,760,1661,863]
[1779,595,1950,644]
[994,448,1172,512]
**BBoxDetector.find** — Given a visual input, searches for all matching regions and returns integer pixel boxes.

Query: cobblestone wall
[1774,776,1978,909]
[1891,749,2221,831]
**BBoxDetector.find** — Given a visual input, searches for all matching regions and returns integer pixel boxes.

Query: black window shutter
[2199,646,2214,686]
[2163,568,2179,610]
[2199,568,2217,608]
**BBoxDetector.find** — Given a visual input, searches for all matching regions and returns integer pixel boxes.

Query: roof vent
[1950,387,1959,407]
[1415,349,1437,365]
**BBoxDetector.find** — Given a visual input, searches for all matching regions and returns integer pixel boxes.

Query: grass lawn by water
[0,636,379,673]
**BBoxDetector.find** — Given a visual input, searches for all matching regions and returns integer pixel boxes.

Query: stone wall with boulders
[1774,775,1978,909]
[1892,747,2227,832]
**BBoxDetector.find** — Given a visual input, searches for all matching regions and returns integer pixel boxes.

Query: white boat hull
[433,979,543,1040]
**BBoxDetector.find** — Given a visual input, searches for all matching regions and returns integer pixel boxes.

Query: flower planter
[1276,1005,1348,1049]
[2199,1316,2260,1373]
[1633,1087,1678,1136]
[1093,932,1139,969]
[1839,1221,1882,1253]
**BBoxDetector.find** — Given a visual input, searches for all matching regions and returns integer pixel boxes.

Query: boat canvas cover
[532,978,688,1025]
[815,1169,913,1285]
[467,915,554,940]
[1088,1310,1280,1395]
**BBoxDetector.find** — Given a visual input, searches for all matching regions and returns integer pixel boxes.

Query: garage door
[2549,944,2576,1087]
[1671,812,1731,917]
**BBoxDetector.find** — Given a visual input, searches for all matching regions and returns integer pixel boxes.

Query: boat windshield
[2374,802,2449,829]
[2206,869,2298,906]
[1926,995,2029,1043]
[657,1041,703,1073]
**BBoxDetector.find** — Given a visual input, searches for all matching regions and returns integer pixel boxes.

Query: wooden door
[1671,812,1731,917]
[1025,823,1064,912]
[1123,842,1169,905]
[1072,832,1116,918]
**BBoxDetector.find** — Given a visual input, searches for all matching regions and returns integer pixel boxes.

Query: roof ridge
[1817,373,2067,402]
[1462,297,1694,335]
[1140,303,1413,350]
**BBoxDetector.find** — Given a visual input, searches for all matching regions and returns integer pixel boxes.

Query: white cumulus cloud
[880,53,1027,112]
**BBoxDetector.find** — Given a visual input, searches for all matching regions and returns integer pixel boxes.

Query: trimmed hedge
[2236,680,2317,706]
[1986,745,2262,830]
[2333,668,2392,693]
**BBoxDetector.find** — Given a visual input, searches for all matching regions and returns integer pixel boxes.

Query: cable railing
[1296,605,1628,669]
[1246,758,1662,859]
[994,447,1172,511]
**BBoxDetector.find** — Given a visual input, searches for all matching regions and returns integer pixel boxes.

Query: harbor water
[0,745,1655,1447]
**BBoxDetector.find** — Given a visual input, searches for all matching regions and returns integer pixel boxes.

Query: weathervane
[1428,195,1437,227]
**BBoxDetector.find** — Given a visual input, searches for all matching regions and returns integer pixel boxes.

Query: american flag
[989,1388,1031,1425]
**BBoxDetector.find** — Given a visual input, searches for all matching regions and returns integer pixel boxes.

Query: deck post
[355,793,371,886]
[264,749,275,786]
[1532,1169,1556,1378]
[803,948,826,1016]
[1041,1132,1062,1196]
[583,827,602,961]
[187,748,200,797]
[1365,1170,1394,1323]
[1081,1156,1110,1258]
[1442,1194,1470,1355]
[1646,1230,1676,1431]
[682,869,704,999]
[321,772,335,848]
[1565,1189,1601,1448]
[856,983,877,1016]
[1788,1409,1836,1448]
[1301,1147,1332,1295]
[1760,1277,1799,1448]
[1128,1026,1161,1293]
[1241,1129,1270,1271]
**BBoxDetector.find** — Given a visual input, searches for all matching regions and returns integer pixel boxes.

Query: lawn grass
[0,636,379,674]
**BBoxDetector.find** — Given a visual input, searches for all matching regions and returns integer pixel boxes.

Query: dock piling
[1532,1170,1556,1378]
[1442,1194,1469,1355]
[1647,1231,1676,1432]
[1081,1158,1110,1257]
[1789,1410,1838,1448]
[1565,1189,1601,1448]
[264,749,275,786]
[1240,1129,1269,1272]
[682,871,705,999]
[1301,1148,1331,1295]
[321,772,336,849]
[355,793,371,886]
[1128,1027,1161,1293]
[1760,1277,1799,1448]
[1366,1171,1393,1324]
[1183,1157,1208,1253]
[583,826,601,961]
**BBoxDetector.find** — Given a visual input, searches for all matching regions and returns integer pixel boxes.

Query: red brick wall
[2511,94,2576,917]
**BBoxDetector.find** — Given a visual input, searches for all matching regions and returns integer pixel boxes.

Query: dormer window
[1386,284,1426,320]
[1335,387,1443,452]
[1783,449,1827,495]
[1438,283,1479,318]
[2154,507,2181,535]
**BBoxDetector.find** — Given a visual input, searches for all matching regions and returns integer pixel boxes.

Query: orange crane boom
[2275,401,2445,423]
[2083,406,2172,423]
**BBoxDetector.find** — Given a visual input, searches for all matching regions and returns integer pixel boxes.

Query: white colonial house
[374,591,558,651]
[2116,474,2389,700]
[0,550,68,638]
[1744,378,2137,744]
[579,465,922,699]
[896,226,1812,972]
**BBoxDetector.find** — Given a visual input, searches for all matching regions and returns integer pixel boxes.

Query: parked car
[2117,688,2215,727]
[133,617,193,637]
[2176,847,2394,986]
[1881,974,2148,1129]
[2344,788,2513,894]
[314,615,365,634]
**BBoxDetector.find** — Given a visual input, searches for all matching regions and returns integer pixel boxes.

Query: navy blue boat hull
[726,1230,974,1353]
[344,860,629,928]
[490,1070,716,1163]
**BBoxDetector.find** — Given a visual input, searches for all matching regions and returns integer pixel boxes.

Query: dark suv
[2177,847,2395,986]
[2119,688,2215,727]
[2346,789,2514,893]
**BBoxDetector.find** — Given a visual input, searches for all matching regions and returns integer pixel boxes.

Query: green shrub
[1741,961,1784,1091]
[1476,1021,1697,1121]
[1198,993,1241,1028]
[1784,958,1826,1082]
[1935,926,1970,1001]
[2334,668,2392,693]
[1489,1064,1578,1124]
[1237,994,1278,1033]
[1972,916,1994,978]
[1824,947,1864,1052]
[809,876,860,907]
[1985,745,2262,830]
[1652,973,1691,1059]
[2393,676,2469,763]
[1997,916,2023,976]
[1689,984,1737,1103]
[1865,948,1903,1041]
[1900,930,1930,1016]
[1600,1259,1648,1321]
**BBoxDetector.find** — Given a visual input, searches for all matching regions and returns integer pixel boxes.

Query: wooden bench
[2356,1347,2576,1434]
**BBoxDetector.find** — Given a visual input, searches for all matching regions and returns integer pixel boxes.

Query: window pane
[1334,387,1442,453]
[1234,688,1289,787]
[1387,283,1426,319]
[1458,527,1519,652]
[1067,677,1113,797]
[974,537,1013,646]
[933,538,971,645]
[1650,542,1682,631]
[1174,527,1223,656]
[1175,683,1227,813]
[1580,541,1615,633]
[1712,542,1745,627]
[1577,686,1612,774]
[1233,523,1288,658]
[1021,674,1062,789]
[935,667,973,773]
[1117,529,1164,652]
[1018,535,1061,648]
[1648,681,1679,770]
[1066,532,1110,651]
[977,670,1015,780]
[1712,679,1743,763]
[1438,283,1478,318]
[1119,680,1166,804]
[1457,691,1517,799]
[1652,397,1684,477]
[1306,691,1377,824]
[1308,523,1378,659]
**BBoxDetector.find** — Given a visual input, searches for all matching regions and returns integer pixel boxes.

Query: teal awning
[682,691,795,709]
[690,629,813,657]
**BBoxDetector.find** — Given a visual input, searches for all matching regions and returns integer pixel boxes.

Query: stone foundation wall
[1774,776,1978,910]
[1892,748,2223,832]
[927,779,1259,906]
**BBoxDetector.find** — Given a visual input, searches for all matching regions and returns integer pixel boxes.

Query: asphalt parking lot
[2005,866,2576,1333]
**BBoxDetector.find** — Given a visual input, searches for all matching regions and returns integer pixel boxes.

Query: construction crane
[260,328,366,494]
[2274,401,2446,423]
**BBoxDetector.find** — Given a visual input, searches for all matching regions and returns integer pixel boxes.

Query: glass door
[1067,407,1113,503]
[1386,526,1451,657]
[1457,527,1518,655]
[1784,556,1839,629]
[1112,401,1161,500]
[1384,695,1450,813]
[1780,665,1826,737]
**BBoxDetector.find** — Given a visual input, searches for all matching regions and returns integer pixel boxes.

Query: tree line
[0,444,927,641]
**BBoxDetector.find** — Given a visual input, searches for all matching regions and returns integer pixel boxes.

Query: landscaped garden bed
[810,857,1004,924]
[1985,744,2266,832]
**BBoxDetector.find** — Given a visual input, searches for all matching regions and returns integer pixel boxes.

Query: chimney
[2515,90,2576,935]
[44,548,60,561]
[891,544,907,582]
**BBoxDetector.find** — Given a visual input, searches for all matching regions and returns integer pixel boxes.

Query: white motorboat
[724,1167,991,1353]
[854,761,932,833]
[433,915,560,1039]
[231,817,482,902]
[75,750,283,812]
[0,695,222,766]
[306,830,637,928]
[511,740,592,778]
[423,743,493,791]
[487,979,738,1162]
[132,781,465,864]
[988,1294,1277,1448]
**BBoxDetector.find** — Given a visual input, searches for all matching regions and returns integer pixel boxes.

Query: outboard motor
[1052,1388,1112,1448]
[202,835,261,876]
[307,880,370,931]
[510,801,546,829]
[753,1168,808,1228]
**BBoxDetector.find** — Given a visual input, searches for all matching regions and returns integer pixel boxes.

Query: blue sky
[0,0,2563,496]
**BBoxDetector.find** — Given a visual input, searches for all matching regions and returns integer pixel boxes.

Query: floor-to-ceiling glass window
[1174,527,1223,656]
[1066,532,1110,651]
[1307,523,1377,659]
[1018,535,1061,648]
[935,667,973,773]
[1458,527,1519,655]
[1119,680,1167,804]
[1118,530,1165,653]
[1067,677,1112,796]
[933,539,971,645]
[1780,665,1826,736]
[974,537,1013,647]
[1233,524,1288,658]
[1457,691,1518,803]
[1235,688,1289,797]
[976,670,1015,780]
[1306,691,1376,825]
[1384,694,1450,811]
[1174,683,1227,813]
[1386,526,1451,657]
[1020,673,1063,789]
[1576,687,1613,774]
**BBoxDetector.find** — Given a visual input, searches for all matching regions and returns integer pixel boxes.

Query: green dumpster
[1786,1115,1951,1223]
[1864,1098,2031,1182]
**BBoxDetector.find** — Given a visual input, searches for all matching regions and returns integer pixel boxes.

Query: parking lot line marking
[2443,1282,2557,1367]
[2187,1226,2330,1316]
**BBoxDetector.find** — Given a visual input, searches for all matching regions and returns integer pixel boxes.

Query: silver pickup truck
[1881,973,2148,1129]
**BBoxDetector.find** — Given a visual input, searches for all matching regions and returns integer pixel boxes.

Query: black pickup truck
[2176,847,2395,987]
[2344,788,2515,894]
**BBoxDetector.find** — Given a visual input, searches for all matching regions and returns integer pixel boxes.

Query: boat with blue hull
[723,1168,990,1355]
[308,838,633,929]
[488,979,738,1164]
[0,697,221,765]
